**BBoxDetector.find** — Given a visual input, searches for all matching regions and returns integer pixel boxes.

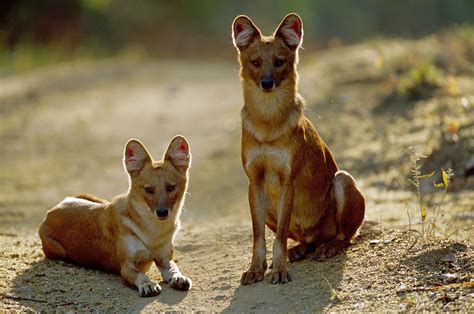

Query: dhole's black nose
[260,79,275,91]
[156,208,169,218]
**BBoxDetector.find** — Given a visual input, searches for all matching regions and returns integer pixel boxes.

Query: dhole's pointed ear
[164,136,191,172]
[124,139,151,174]
[232,15,261,50]
[274,13,303,49]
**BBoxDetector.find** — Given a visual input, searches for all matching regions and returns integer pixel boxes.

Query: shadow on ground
[224,256,346,312]
[224,222,381,312]
[401,242,469,276]
[10,258,188,311]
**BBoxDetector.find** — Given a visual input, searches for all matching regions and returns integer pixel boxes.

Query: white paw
[138,281,161,297]
[169,275,192,291]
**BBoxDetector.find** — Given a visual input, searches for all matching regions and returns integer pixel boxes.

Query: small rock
[213,295,226,301]
[438,273,458,282]
[220,283,232,290]
[369,239,393,245]
[22,276,32,283]
[442,253,457,264]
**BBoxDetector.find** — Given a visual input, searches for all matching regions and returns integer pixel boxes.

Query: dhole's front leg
[121,261,161,297]
[154,244,192,291]
[241,182,268,285]
[270,181,293,284]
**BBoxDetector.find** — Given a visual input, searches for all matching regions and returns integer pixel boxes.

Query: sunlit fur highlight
[232,13,366,285]
[39,136,193,296]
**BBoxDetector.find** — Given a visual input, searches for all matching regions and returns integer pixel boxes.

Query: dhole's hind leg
[39,223,67,259]
[313,170,365,260]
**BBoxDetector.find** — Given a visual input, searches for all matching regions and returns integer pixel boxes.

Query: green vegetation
[397,63,443,100]
[1,0,473,74]
[378,25,474,106]
[0,43,110,75]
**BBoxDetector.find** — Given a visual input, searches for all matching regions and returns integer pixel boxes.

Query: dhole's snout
[260,78,275,92]
[155,208,170,219]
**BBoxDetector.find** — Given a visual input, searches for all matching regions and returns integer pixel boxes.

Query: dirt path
[1,220,472,312]
[1,39,473,311]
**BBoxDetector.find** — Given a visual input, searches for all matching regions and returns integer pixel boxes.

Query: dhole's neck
[241,74,304,143]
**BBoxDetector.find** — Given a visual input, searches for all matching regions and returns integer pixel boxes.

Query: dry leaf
[421,207,427,221]
[441,168,448,186]
[418,171,435,179]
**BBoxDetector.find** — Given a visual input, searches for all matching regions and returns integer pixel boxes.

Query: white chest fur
[245,146,292,173]
[120,199,178,251]
[122,234,148,257]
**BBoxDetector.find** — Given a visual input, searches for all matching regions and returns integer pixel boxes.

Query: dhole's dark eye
[274,59,285,67]
[144,187,154,194]
[251,60,260,68]
[166,184,176,193]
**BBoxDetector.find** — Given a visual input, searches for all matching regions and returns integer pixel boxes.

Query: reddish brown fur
[232,13,365,285]
[39,136,193,297]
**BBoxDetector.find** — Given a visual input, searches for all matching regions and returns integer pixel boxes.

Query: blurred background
[1,0,473,70]
[0,0,473,239]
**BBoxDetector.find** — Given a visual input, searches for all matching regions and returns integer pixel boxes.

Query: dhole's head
[232,13,303,93]
[123,136,191,220]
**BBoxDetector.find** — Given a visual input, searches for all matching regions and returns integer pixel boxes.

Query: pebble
[213,294,226,301]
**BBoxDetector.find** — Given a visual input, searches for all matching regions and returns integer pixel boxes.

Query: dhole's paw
[270,268,291,285]
[288,243,316,263]
[240,261,267,285]
[138,281,161,297]
[313,241,346,261]
[288,244,307,263]
[169,275,192,291]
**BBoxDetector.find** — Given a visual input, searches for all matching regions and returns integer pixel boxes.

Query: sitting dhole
[232,13,365,285]
[39,136,192,297]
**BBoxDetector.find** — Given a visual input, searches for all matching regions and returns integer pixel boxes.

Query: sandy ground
[1,220,473,312]
[1,38,473,311]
